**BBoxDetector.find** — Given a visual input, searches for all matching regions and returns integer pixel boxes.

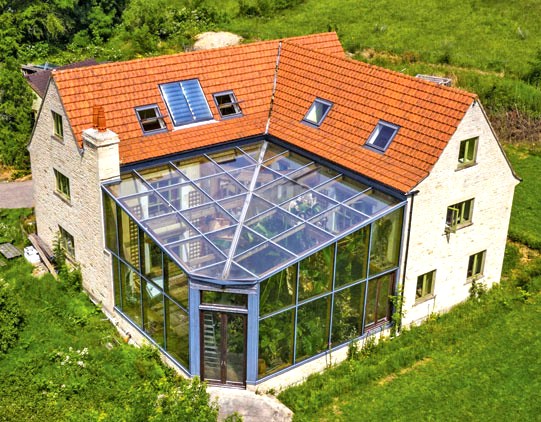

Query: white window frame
[366,121,399,152]
[135,105,167,134]
[213,91,242,118]
[302,98,332,127]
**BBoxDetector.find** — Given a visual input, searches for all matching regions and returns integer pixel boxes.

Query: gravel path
[0,180,34,208]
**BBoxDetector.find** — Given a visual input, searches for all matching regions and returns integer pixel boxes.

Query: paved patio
[0,180,34,208]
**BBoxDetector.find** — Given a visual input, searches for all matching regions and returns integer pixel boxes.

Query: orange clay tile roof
[52,32,476,193]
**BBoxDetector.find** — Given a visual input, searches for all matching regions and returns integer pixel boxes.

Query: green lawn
[220,0,541,77]
[505,145,541,249]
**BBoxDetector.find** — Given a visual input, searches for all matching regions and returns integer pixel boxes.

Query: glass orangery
[102,139,405,387]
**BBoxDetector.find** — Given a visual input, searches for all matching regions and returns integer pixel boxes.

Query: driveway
[0,180,34,208]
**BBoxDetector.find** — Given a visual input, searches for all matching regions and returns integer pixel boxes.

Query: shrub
[0,280,25,354]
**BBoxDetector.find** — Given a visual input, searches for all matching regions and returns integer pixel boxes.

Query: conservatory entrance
[200,311,246,386]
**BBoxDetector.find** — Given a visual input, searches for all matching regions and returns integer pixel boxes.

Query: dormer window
[135,105,166,134]
[213,91,242,118]
[366,121,399,152]
[160,79,213,127]
[303,98,332,127]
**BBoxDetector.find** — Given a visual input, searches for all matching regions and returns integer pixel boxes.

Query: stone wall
[28,82,117,313]
[402,102,519,325]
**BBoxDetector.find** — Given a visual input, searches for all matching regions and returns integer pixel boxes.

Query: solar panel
[160,79,212,126]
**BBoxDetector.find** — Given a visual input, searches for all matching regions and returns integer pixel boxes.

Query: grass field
[505,145,541,249]
[219,0,541,77]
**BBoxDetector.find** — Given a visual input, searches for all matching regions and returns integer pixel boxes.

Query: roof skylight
[303,98,332,127]
[366,121,399,152]
[103,140,402,284]
[160,79,213,127]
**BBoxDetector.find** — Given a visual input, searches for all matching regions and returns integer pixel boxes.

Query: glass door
[201,311,246,386]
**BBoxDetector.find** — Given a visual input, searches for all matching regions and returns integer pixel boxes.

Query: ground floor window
[58,225,75,258]
[467,250,486,280]
[416,270,436,301]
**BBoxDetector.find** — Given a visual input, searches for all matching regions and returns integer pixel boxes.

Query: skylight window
[213,91,242,118]
[366,121,399,152]
[303,98,332,127]
[160,79,213,127]
[135,105,166,134]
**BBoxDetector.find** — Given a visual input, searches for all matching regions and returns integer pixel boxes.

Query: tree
[0,58,34,170]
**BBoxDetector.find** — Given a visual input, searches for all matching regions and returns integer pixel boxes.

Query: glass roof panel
[181,203,236,234]
[104,140,404,284]
[281,191,338,220]
[209,148,256,171]
[274,224,333,256]
[346,190,399,216]
[144,213,198,244]
[106,173,149,198]
[167,236,226,270]
[193,261,256,281]
[120,192,171,219]
[174,155,223,180]
[288,163,339,189]
[229,165,281,188]
[235,242,295,277]
[194,173,246,201]
[239,142,286,162]
[157,182,211,211]
[310,205,368,236]
[207,226,265,256]
[264,150,312,175]
[256,178,305,205]
[137,165,186,188]
[316,176,370,202]
[246,207,302,239]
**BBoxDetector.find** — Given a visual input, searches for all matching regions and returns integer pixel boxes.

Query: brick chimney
[82,106,120,182]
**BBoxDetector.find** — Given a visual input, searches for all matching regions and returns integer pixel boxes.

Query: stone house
[28,32,519,390]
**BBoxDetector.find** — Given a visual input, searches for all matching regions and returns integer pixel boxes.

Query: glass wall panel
[298,244,334,301]
[201,291,248,308]
[141,232,162,280]
[258,309,295,378]
[118,208,140,270]
[142,279,165,347]
[112,256,121,307]
[331,282,366,346]
[260,265,297,316]
[295,295,331,362]
[369,208,403,276]
[103,192,118,254]
[335,226,369,287]
[119,260,142,327]
[165,297,189,369]
[164,254,188,309]
[364,274,393,328]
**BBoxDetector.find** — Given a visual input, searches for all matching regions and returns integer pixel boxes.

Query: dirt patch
[378,357,432,386]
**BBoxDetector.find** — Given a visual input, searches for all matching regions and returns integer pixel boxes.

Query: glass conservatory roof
[104,140,403,284]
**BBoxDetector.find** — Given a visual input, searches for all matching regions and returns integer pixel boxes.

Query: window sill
[51,134,64,144]
[465,274,484,285]
[54,191,72,205]
[414,294,435,306]
[455,162,478,171]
